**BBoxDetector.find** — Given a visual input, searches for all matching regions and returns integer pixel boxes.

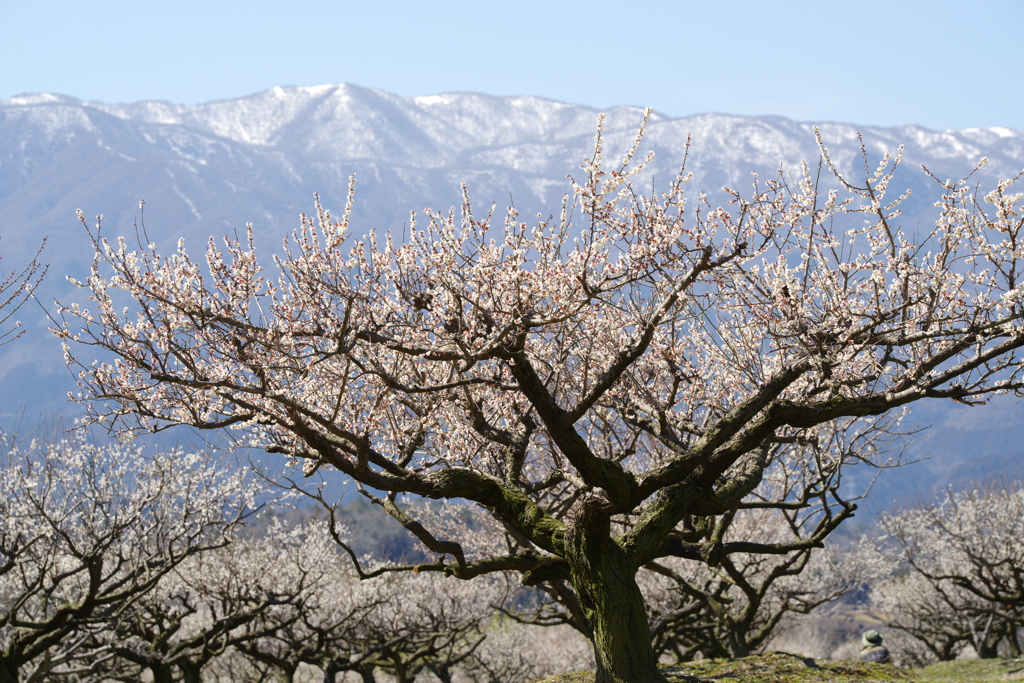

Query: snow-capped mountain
[2,84,1022,495]
[6,84,1023,262]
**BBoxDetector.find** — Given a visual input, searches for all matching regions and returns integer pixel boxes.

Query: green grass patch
[917,657,1024,681]
[532,653,1024,683]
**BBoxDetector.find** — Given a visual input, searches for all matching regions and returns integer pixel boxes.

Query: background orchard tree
[867,564,984,664]
[423,417,888,663]
[0,434,261,683]
[223,501,502,683]
[227,520,388,683]
[867,481,1024,662]
[639,508,868,661]
[57,112,1024,683]
[635,416,894,660]
[462,621,594,683]
[341,570,502,683]
[490,415,894,660]
[96,517,326,683]
[0,237,45,347]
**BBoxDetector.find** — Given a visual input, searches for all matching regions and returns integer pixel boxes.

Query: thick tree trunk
[392,662,415,683]
[977,642,999,658]
[724,624,751,659]
[428,664,453,683]
[149,664,175,683]
[566,502,666,683]
[977,633,1002,659]
[0,656,18,683]
[179,660,204,683]
[1008,627,1022,658]
[936,638,958,661]
[976,619,1005,659]
[322,662,340,683]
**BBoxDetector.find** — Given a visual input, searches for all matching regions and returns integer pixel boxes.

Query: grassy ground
[532,652,1024,683]
[919,658,1024,681]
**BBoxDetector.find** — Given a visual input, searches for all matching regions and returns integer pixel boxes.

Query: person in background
[860,630,891,663]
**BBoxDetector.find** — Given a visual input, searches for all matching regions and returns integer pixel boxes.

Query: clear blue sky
[2,0,1022,131]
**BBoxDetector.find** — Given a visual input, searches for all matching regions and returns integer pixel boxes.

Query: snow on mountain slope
[2,84,1023,493]
[5,84,1022,244]
[90,84,651,152]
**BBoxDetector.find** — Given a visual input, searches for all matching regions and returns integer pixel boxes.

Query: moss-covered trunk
[566,502,666,683]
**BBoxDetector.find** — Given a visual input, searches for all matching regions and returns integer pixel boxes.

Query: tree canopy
[57,114,1024,682]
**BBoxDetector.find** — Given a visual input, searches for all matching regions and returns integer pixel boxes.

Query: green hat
[862,630,883,646]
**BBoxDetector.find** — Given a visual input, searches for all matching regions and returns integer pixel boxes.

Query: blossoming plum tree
[868,481,1024,661]
[99,518,327,683]
[0,434,260,683]
[0,237,45,346]
[639,502,871,660]
[57,114,1024,683]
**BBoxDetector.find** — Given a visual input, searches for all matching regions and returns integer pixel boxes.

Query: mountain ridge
[2,84,1022,497]
[8,84,1022,170]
